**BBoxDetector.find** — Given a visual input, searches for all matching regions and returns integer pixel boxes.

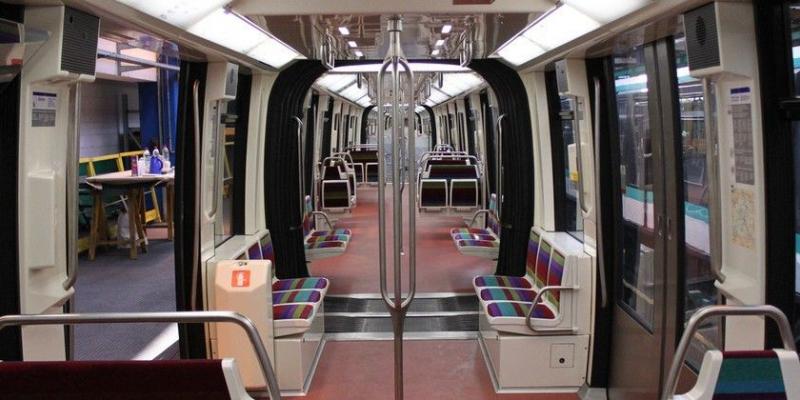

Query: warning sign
[231,270,251,288]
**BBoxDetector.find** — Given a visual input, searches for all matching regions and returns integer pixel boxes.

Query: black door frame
[753,0,799,347]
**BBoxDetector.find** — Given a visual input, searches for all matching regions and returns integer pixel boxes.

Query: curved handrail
[525,285,577,334]
[0,311,282,400]
[662,305,796,400]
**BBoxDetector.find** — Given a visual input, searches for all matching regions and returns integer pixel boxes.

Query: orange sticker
[231,270,251,288]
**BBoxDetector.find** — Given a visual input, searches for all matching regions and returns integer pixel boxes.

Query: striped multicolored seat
[712,351,788,399]
[306,234,350,243]
[272,277,329,292]
[485,302,555,320]
[474,275,533,289]
[450,227,492,236]
[273,303,318,337]
[480,287,537,302]
[305,241,346,250]
[273,303,315,320]
[272,290,322,305]
[310,228,352,237]
[456,239,498,248]
[452,233,497,241]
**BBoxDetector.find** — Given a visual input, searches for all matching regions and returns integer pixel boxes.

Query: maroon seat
[0,359,242,399]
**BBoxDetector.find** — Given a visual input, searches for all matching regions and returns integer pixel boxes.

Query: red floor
[310,185,495,295]
[293,340,578,400]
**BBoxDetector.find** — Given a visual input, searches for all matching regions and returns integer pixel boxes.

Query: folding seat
[473,230,544,294]
[452,194,501,258]
[301,196,349,260]
[273,303,319,337]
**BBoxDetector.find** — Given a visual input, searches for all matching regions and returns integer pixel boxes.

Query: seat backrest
[302,195,315,236]
[545,247,567,310]
[524,230,541,281]
[0,359,250,399]
[537,240,552,289]
[676,349,800,400]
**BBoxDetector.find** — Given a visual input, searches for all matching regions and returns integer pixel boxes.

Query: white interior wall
[78,79,139,157]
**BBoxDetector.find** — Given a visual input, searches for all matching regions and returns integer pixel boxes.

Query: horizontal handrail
[662,305,796,400]
[525,285,578,334]
[0,311,282,400]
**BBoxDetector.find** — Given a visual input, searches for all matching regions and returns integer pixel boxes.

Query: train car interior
[2,0,800,399]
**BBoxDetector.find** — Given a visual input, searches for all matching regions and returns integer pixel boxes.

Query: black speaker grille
[684,3,720,71]
[60,7,99,76]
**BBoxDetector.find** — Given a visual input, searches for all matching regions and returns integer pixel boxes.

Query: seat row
[473,228,590,335]
[450,193,501,259]
[345,148,379,184]
[418,163,481,211]
[319,156,357,212]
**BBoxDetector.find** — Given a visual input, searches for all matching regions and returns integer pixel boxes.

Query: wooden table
[86,170,174,260]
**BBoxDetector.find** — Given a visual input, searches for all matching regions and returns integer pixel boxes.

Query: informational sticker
[730,188,755,250]
[231,270,251,288]
[729,87,755,185]
[31,91,57,127]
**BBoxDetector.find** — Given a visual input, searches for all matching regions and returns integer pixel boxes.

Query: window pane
[791,5,800,96]
[558,96,583,241]
[614,45,655,330]
[675,35,722,370]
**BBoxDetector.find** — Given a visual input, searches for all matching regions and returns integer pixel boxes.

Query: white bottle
[161,146,170,162]
[143,149,151,174]
[136,157,145,176]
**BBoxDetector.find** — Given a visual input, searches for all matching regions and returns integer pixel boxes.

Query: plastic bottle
[143,149,151,174]
[150,148,162,175]
[136,156,145,176]
[161,146,170,163]
[130,155,138,176]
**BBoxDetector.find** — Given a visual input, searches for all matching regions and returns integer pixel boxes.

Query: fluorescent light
[329,63,472,73]
[354,50,364,58]
[248,37,300,68]
[441,24,452,34]
[348,41,358,48]
[316,74,358,91]
[189,9,265,52]
[435,39,445,47]
[522,5,600,50]
[496,36,545,66]
[431,49,440,56]
[561,0,650,24]
[338,26,350,36]
[115,0,229,28]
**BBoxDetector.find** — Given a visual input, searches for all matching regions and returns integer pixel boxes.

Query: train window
[613,44,655,330]
[675,35,721,369]
[556,96,583,240]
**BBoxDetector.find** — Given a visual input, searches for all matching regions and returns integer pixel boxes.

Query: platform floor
[73,226,176,360]
[310,185,495,295]
[292,340,577,400]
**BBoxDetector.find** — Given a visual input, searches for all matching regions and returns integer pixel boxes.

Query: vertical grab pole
[376,16,416,400]
[496,114,506,214]
[293,116,305,220]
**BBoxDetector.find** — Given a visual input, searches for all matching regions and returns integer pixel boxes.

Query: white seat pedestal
[275,304,326,396]
[478,314,589,393]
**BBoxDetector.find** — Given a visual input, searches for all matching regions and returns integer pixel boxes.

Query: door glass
[558,96,583,241]
[675,35,722,369]
[791,5,800,343]
[613,45,656,330]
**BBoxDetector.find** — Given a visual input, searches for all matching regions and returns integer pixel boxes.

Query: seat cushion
[306,234,350,243]
[311,228,352,237]
[273,303,315,320]
[480,287,537,302]
[452,233,497,241]
[273,303,317,337]
[456,239,499,248]
[305,241,347,250]
[451,227,490,236]
[272,289,322,305]
[473,275,532,289]
[486,302,555,320]
[272,277,329,292]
